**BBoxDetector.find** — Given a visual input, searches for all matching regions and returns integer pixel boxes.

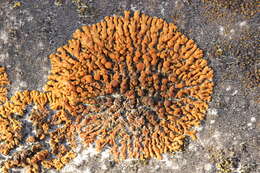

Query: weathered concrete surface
[0,0,259,172]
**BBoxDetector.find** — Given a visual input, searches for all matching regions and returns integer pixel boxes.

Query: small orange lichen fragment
[0,67,9,104]
[136,62,145,71]
[104,61,113,69]
[83,75,93,83]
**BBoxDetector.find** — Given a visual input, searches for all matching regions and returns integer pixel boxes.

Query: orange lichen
[44,11,214,162]
[0,11,214,172]
[0,70,77,172]
[0,90,78,172]
[0,67,9,104]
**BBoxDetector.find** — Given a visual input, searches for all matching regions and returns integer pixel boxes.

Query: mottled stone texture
[0,0,259,173]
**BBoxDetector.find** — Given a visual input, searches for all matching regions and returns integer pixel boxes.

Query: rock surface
[0,0,259,173]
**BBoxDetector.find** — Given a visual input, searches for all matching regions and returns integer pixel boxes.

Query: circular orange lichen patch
[45,11,214,161]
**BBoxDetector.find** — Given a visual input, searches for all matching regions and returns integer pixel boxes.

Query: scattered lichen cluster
[0,86,77,172]
[0,11,214,172]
